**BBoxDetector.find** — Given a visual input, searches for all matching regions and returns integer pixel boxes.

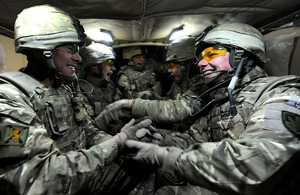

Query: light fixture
[86,28,114,43]
[100,29,114,42]
[168,26,184,41]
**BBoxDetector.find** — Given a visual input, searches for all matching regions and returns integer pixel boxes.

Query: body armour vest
[121,67,156,92]
[190,75,300,142]
[80,80,120,116]
[0,72,86,153]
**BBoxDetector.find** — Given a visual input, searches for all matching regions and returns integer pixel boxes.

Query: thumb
[136,128,151,138]
[125,140,141,149]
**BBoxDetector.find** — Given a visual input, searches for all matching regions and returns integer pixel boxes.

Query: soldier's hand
[135,90,162,100]
[117,117,152,151]
[95,99,134,131]
[125,140,168,167]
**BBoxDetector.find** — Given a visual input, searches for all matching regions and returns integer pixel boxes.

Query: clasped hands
[113,116,171,167]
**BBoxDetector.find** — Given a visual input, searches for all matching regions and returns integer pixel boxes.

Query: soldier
[79,42,125,135]
[165,36,199,100]
[0,5,154,195]
[118,46,162,99]
[79,42,121,117]
[124,22,300,194]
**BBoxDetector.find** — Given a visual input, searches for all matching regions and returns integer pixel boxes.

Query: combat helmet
[166,36,196,62]
[122,46,143,60]
[14,4,86,53]
[195,22,267,64]
[80,42,115,69]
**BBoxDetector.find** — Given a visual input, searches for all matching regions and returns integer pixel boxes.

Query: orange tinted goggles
[168,62,180,70]
[103,59,115,67]
[133,55,144,60]
[200,47,227,62]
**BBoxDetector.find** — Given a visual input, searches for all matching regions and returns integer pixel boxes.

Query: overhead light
[100,29,114,42]
[85,28,114,43]
[168,26,184,41]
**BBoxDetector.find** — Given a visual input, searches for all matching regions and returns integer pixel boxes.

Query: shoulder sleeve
[132,93,201,124]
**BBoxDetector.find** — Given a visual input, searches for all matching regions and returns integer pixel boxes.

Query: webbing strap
[0,71,44,98]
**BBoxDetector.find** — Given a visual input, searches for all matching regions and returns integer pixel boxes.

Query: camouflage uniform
[156,66,300,194]
[80,80,125,136]
[162,66,269,148]
[131,76,207,131]
[80,80,121,116]
[118,65,157,99]
[166,78,194,100]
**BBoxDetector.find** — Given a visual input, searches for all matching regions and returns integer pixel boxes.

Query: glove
[135,90,162,100]
[117,117,152,151]
[133,116,165,144]
[137,129,165,145]
[95,99,134,132]
[125,140,168,167]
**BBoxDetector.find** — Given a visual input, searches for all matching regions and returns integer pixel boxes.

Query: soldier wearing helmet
[118,46,162,99]
[0,4,154,194]
[165,36,199,99]
[78,42,125,135]
[79,43,120,115]
[113,22,300,194]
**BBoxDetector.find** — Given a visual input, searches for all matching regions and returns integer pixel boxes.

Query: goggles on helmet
[168,62,180,70]
[133,55,144,60]
[55,44,80,55]
[103,59,115,67]
[199,46,227,62]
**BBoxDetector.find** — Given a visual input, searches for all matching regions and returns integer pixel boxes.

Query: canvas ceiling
[0,0,300,47]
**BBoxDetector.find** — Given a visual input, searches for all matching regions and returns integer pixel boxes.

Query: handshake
[113,116,182,169]
[113,116,178,168]
[115,116,164,151]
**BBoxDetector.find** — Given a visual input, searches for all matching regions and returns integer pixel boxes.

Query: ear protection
[229,48,247,69]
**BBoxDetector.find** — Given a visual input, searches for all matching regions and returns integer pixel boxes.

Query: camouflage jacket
[118,65,156,99]
[131,76,207,126]
[80,80,121,116]
[0,71,117,194]
[167,78,195,100]
[161,66,300,194]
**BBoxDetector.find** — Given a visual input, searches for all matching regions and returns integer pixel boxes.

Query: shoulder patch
[0,126,29,146]
[285,101,300,110]
[282,111,300,139]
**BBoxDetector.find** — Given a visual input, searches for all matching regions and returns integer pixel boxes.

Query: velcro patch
[0,126,28,146]
[282,111,300,139]
[285,101,300,110]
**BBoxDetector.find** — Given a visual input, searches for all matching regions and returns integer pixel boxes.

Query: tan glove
[125,140,168,166]
[95,99,134,132]
[117,117,153,151]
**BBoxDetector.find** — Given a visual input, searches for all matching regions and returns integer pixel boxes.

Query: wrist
[116,132,127,151]
[156,146,168,165]
[113,135,121,150]
[162,147,182,170]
